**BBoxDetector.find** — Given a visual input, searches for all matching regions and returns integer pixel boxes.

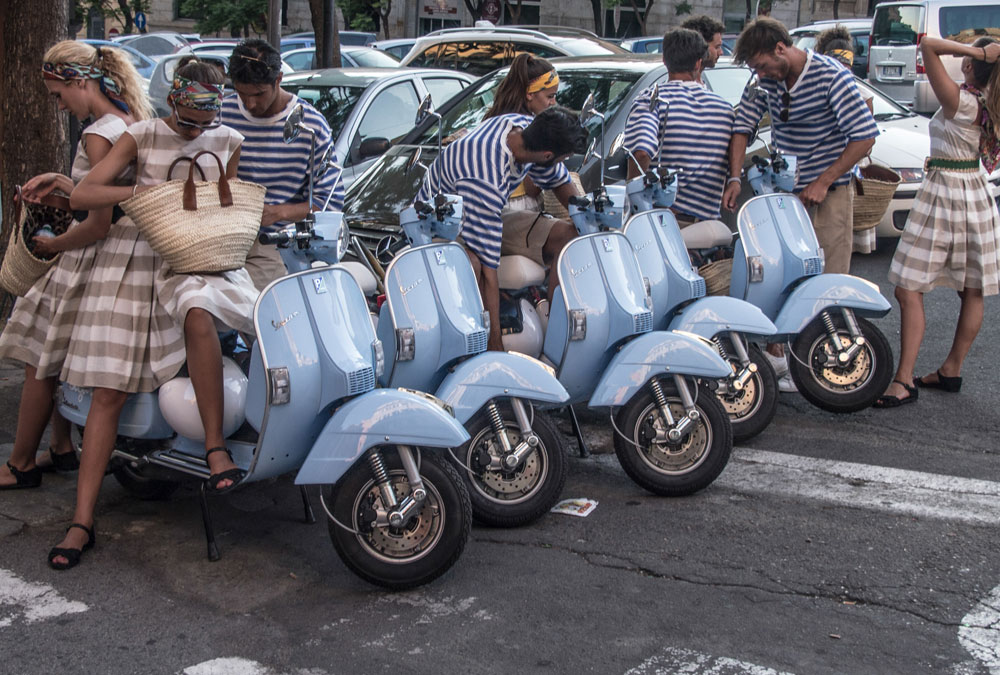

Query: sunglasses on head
[779,91,791,122]
[172,102,222,130]
[230,53,277,79]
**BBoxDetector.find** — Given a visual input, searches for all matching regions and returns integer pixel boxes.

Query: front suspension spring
[821,310,838,337]
[712,335,730,360]
[649,377,669,409]
[367,449,390,484]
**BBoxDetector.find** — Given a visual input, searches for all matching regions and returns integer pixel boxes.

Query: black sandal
[48,523,95,570]
[1,460,42,490]
[40,447,80,473]
[873,380,919,408]
[915,369,962,393]
[205,446,245,494]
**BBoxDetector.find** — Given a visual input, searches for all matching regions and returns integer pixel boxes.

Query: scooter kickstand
[299,485,316,524]
[199,482,221,562]
[566,405,590,458]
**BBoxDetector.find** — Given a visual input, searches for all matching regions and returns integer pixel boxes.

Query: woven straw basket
[853,162,901,231]
[121,150,265,274]
[541,172,586,221]
[699,258,733,297]
[0,187,73,296]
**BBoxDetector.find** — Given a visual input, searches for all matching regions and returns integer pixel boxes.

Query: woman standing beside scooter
[49,60,257,569]
[0,41,149,490]
[875,37,1000,408]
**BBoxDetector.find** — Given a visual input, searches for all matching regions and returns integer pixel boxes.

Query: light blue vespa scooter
[57,105,474,590]
[371,96,570,528]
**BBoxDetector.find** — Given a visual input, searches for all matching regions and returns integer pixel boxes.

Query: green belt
[924,157,980,172]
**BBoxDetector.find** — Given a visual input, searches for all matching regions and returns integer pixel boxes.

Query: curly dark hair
[732,17,792,64]
[229,38,282,85]
[521,106,587,157]
[680,15,725,44]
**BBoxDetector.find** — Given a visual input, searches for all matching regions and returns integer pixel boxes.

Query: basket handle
[167,156,207,182]
[181,150,233,212]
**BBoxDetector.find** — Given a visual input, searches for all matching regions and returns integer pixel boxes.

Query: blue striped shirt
[220,94,344,220]
[733,51,879,190]
[624,81,735,220]
[415,114,570,268]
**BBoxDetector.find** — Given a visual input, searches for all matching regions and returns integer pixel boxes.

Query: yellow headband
[527,70,559,94]
[830,49,854,67]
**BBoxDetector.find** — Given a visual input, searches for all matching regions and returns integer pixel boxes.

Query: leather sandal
[40,447,80,473]
[205,446,245,494]
[873,380,919,408]
[1,461,42,490]
[48,523,95,570]
[915,369,962,393]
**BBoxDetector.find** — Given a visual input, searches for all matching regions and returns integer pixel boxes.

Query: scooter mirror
[746,77,765,102]
[283,103,305,144]
[405,147,423,175]
[415,93,434,126]
[319,143,337,168]
[648,83,659,112]
[583,138,598,165]
[580,92,596,125]
[608,132,625,159]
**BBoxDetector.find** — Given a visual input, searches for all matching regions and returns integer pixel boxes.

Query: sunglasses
[230,53,277,79]
[172,102,222,131]
[779,91,791,123]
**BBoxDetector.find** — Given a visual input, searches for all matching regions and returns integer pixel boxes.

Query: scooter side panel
[771,273,892,337]
[588,331,732,408]
[436,351,569,424]
[57,386,174,439]
[294,388,470,485]
[667,296,777,340]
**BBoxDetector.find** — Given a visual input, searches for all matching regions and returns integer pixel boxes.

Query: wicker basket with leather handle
[0,186,74,296]
[120,150,265,274]
[853,162,901,231]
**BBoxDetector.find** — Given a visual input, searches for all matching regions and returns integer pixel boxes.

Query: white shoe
[763,351,789,378]
[777,372,798,393]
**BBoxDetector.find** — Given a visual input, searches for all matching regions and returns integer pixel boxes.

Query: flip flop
[873,380,919,409]
[204,447,245,495]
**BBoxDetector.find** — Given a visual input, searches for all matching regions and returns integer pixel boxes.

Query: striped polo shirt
[624,80,736,220]
[220,94,344,218]
[415,114,570,269]
[733,51,878,190]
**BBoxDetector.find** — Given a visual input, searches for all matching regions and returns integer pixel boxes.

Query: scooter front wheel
[613,379,733,496]
[457,404,567,527]
[789,313,893,413]
[717,341,778,443]
[325,449,471,590]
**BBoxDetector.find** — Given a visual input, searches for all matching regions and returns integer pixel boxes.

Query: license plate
[882,65,902,78]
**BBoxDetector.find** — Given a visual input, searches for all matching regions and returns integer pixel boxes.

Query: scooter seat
[498,255,546,290]
[680,220,733,250]
[341,261,379,295]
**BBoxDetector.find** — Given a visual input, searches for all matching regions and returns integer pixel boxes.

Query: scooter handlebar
[259,229,291,245]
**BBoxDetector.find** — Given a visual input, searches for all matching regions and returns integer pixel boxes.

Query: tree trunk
[833,0,841,19]
[745,0,753,23]
[503,0,523,23]
[590,0,603,35]
[463,0,483,20]
[0,0,69,255]
[116,0,135,34]
[379,3,391,38]
[628,0,646,35]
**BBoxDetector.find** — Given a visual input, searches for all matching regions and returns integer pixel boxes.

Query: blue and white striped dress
[733,51,879,191]
[415,114,570,269]
[624,81,735,220]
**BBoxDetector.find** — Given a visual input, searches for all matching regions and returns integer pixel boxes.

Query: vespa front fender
[667,296,777,340]
[772,274,891,337]
[294,388,470,486]
[436,351,570,424]
[588,331,732,408]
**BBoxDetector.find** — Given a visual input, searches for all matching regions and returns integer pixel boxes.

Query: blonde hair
[43,40,153,120]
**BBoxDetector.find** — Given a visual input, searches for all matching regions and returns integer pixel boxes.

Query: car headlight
[895,168,924,183]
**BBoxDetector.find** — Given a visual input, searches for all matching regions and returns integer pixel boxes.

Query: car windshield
[872,5,923,46]
[793,34,818,50]
[554,37,627,56]
[411,67,644,147]
[347,48,400,67]
[938,5,1000,42]
[283,84,368,139]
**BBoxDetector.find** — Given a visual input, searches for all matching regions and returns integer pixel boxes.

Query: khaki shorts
[243,239,288,292]
[500,209,558,267]
[807,179,855,275]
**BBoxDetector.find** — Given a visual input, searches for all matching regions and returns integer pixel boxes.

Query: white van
[868,0,1000,113]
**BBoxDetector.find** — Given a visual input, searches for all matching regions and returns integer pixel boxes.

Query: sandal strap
[205,446,233,460]
[6,461,42,486]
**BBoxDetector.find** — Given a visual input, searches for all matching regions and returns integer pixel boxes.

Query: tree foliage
[178,0,268,37]
[72,0,150,36]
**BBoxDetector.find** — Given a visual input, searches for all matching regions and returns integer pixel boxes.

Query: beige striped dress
[888,89,1000,295]
[0,114,129,377]
[60,118,258,393]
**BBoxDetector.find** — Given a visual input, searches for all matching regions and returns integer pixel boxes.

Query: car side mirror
[359,137,391,160]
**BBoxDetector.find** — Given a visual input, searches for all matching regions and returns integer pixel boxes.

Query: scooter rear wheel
[613,379,733,496]
[456,404,567,527]
[789,313,893,413]
[325,449,471,590]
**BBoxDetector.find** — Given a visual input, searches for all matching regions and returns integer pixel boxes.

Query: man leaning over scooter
[414,107,587,350]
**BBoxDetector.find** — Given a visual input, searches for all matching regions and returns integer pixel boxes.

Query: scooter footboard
[436,351,570,424]
[772,274,891,337]
[294,388,470,486]
[667,296,777,340]
[588,331,732,408]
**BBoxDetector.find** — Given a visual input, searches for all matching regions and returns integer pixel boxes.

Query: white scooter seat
[498,255,546,290]
[341,261,379,295]
[680,219,734,249]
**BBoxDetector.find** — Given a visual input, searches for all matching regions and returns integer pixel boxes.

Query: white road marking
[959,584,1000,674]
[0,567,87,627]
[720,449,1000,526]
[626,647,794,674]
[181,659,330,675]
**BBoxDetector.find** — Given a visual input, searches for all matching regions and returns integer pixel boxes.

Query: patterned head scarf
[167,75,224,111]
[961,83,1000,173]
[828,48,854,68]
[42,58,130,114]
[526,70,559,94]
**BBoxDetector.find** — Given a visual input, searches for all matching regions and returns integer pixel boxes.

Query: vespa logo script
[633,238,652,253]
[570,262,593,278]
[400,277,424,296]
[271,311,299,330]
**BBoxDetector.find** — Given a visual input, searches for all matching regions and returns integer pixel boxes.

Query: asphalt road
[2,242,999,675]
